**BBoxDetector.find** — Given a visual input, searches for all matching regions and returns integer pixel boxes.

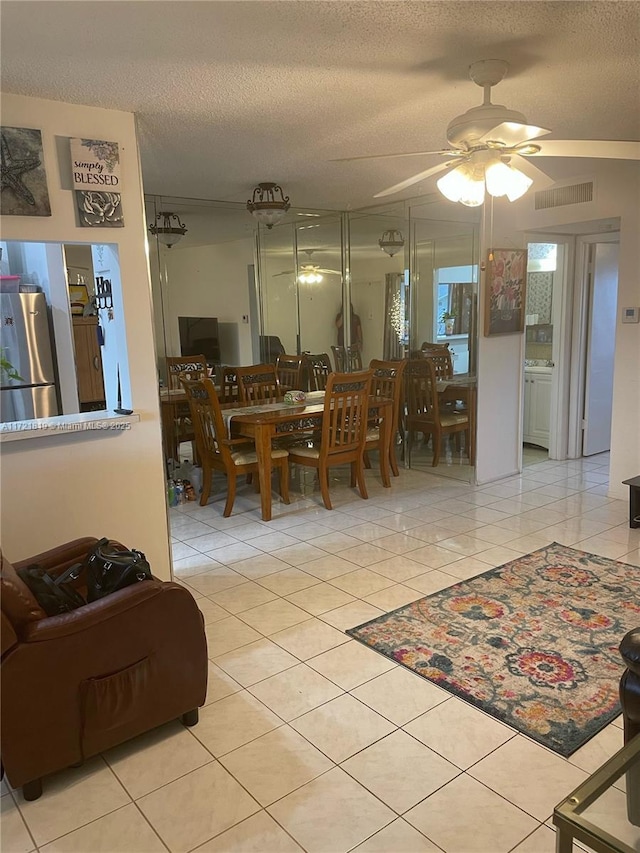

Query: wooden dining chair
[306,353,332,391]
[166,355,208,389]
[347,345,363,371]
[288,369,373,510]
[422,350,454,379]
[404,358,469,467]
[275,353,306,391]
[420,341,451,354]
[365,358,406,477]
[180,377,290,516]
[236,363,280,403]
[331,345,346,372]
[217,366,239,403]
[164,355,208,460]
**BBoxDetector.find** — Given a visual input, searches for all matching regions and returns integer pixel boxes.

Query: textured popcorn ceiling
[1,1,639,210]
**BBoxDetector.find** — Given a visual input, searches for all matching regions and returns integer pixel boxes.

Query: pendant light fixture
[246,182,291,229]
[148,212,188,248]
[378,229,405,257]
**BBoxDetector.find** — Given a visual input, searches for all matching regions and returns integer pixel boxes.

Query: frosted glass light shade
[437,164,485,207]
[485,161,533,202]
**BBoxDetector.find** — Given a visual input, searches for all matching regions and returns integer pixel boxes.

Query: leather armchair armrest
[13,537,101,573]
[621,628,640,678]
[22,580,167,642]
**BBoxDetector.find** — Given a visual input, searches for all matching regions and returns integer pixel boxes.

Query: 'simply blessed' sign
[70,138,121,189]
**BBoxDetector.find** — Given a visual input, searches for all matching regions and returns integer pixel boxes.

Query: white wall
[160,239,255,366]
[475,160,640,498]
[0,93,171,577]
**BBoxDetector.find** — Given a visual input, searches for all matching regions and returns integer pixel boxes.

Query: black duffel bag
[18,538,153,615]
[85,538,152,602]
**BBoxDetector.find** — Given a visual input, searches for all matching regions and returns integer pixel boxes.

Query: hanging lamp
[148,212,188,248]
[246,182,291,229]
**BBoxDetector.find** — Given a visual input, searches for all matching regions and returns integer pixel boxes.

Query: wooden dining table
[160,389,393,521]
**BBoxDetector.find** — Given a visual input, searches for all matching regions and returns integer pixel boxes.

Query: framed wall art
[0,126,51,216]
[484,248,528,336]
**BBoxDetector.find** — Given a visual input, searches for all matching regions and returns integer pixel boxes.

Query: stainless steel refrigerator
[1,292,60,422]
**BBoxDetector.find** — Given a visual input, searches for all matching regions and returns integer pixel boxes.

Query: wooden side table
[622,476,640,529]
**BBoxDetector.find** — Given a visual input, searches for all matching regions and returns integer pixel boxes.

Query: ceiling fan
[336,60,640,206]
[273,249,341,283]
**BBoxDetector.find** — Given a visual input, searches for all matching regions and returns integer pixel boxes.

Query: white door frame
[523,233,575,461]
[568,232,620,458]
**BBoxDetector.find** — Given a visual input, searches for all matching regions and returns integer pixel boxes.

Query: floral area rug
[347,543,639,756]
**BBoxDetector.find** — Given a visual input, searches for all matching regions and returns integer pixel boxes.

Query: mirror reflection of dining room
[147,193,479,520]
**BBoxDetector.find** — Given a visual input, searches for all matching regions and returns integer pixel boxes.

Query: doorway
[570,234,620,457]
[522,240,567,467]
[521,226,620,468]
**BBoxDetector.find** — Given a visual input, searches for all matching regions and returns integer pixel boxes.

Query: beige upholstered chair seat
[286,444,320,459]
[231,447,289,465]
[440,412,469,427]
[365,427,379,442]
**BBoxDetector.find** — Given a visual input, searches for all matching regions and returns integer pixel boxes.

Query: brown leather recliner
[1,537,208,801]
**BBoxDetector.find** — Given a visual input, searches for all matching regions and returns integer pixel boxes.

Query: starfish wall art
[0,126,51,216]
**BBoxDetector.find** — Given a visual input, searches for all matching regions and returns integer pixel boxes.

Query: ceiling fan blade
[479,122,551,147]
[528,139,640,160]
[272,269,295,277]
[331,149,460,163]
[510,154,556,189]
[315,268,342,275]
[373,158,465,198]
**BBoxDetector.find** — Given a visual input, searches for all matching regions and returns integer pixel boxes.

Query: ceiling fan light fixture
[298,268,323,284]
[148,211,188,248]
[437,164,485,207]
[246,182,291,229]
[378,229,405,257]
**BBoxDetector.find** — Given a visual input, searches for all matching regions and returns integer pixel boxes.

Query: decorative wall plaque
[70,138,124,227]
[0,126,51,216]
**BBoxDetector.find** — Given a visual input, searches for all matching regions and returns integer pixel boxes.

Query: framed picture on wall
[484,248,528,336]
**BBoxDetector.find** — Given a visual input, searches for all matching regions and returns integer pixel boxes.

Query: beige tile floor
[3,452,638,853]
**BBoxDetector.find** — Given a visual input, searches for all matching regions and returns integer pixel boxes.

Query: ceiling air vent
[535,182,594,210]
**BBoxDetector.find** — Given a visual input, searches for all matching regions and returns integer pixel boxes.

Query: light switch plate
[621,307,639,324]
